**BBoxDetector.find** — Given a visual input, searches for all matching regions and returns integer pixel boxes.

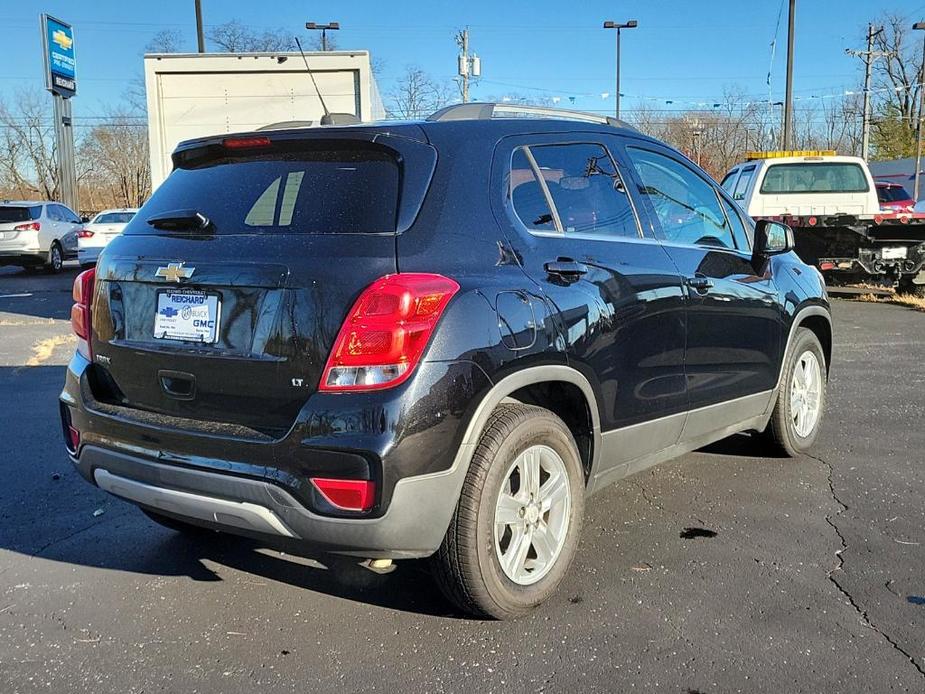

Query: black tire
[898,279,925,299]
[45,242,64,274]
[141,508,217,536]
[431,404,585,619]
[762,328,827,456]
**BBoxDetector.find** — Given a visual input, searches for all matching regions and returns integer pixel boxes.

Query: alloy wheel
[493,444,571,585]
[790,350,822,438]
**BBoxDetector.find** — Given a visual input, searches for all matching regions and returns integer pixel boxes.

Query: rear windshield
[0,205,41,223]
[877,185,911,203]
[127,148,399,235]
[93,212,136,224]
[760,162,869,194]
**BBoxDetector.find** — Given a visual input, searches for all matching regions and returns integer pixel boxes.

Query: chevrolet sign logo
[52,29,73,51]
[155,262,195,282]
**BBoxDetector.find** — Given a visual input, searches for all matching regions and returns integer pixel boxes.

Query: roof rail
[427,102,635,130]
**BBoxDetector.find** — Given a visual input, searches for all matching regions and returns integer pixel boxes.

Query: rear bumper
[60,352,491,558]
[0,249,45,264]
[77,247,102,263]
[73,444,470,558]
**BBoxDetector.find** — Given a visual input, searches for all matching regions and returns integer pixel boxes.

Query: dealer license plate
[154,290,221,343]
[881,246,907,260]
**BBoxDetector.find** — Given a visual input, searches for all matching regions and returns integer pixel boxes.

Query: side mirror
[80,216,90,224]
[753,219,795,257]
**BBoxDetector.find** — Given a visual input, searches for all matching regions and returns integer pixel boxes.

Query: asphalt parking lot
[0,265,923,693]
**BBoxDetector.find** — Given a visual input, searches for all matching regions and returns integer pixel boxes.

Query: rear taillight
[13,222,40,231]
[310,478,376,512]
[320,273,460,392]
[71,268,96,360]
[76,228,94,238]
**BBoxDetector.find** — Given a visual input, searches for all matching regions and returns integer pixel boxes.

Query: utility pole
[455,28,480,103]
[782,0,796,150]
[603,20,638,121]
[846,24,890,160]
[194,0,205,53]
[913,22,925,200]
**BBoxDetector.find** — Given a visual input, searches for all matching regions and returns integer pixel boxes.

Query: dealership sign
[42,14,76,97]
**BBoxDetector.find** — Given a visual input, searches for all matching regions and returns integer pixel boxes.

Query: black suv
[60,103,831,619]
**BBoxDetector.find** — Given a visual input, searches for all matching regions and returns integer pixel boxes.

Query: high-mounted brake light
[222,136,271,149]
[71,268,96,360]
[13,222,40,231]
[320,273,460,392]
[311,478,376,512]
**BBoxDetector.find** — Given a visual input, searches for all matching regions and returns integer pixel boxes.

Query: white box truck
[144,51,385,189]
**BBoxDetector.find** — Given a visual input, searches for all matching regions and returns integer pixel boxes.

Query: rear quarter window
[128,146,400,235]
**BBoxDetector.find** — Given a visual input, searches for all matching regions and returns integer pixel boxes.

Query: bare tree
[208,20,295,52]
[146,28,186,54]
[387,67,453,119]
[870,13,921,157]
[79,111,151,209]
[0,88,58,199]
[307,33,339,52]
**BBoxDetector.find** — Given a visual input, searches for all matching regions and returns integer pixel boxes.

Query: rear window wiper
[146,209,211,231]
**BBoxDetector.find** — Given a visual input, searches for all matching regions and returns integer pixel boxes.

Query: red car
[875,181,915,212]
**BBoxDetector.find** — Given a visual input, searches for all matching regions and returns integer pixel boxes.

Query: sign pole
[53,95,78,210]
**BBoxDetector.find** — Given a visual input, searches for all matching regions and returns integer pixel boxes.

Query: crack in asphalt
[809,452,925,679]
[633,479,664,512]
[28,510,132,560]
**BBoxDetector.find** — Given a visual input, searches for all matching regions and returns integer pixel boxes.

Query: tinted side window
[61,206,80,223]
[733,166,755,201]
[627,147,735,249]
[530,143,639,238]
[510,148,557,231]
[721,198,752,250]
[45,205,60,221]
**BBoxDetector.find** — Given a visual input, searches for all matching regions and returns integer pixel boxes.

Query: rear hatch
[89,127,436,438]
[0,204,41,249]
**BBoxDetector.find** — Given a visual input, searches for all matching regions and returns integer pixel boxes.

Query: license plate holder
[154,289,221,343]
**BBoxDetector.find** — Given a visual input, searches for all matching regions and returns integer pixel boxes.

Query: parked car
[0,200,82,272]
[60,103,832,619]
[875,181,914,213]
[77,208,139,267]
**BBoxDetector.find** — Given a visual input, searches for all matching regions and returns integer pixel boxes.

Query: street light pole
[603,20,637,121]
[914,22,925,201]
[305,22,340,51]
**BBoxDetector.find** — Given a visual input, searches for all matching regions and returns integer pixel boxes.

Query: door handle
[685,275,714,292]
[544,258,589,278]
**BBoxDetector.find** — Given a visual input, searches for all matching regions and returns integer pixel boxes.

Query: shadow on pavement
[0,265,81,321]
[696,431,790,458]
[0,365,465,620]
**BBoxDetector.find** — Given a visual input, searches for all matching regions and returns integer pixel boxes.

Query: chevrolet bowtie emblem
[155,262,195,282]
